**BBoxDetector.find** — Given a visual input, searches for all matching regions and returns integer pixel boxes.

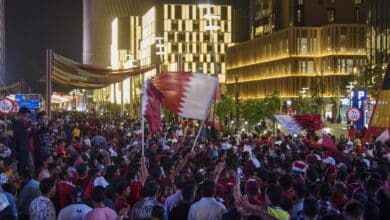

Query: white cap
[94,176,109,188]
[323,157,336,166]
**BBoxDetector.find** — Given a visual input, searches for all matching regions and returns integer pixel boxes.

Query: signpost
[346,107,362,122]
[350,89,367,129]
[15,94,41,111]
[0,98,14,114]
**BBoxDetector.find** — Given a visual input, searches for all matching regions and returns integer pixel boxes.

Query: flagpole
[46,49,52,120]
[142,115,145,156]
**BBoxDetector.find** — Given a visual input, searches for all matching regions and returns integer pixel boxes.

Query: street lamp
[198,3,220,75]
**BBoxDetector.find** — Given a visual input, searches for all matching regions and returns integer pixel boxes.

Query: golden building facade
[226,24,366,99]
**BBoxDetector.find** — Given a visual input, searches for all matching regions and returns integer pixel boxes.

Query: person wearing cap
[245,179,265,206]
[57,186,92,220]
[29,178,56,220]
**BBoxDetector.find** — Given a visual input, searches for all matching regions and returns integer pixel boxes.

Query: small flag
[274,114,323,135]
[150,72,218,120]
[142,80,161,132]
[376,128,390,143]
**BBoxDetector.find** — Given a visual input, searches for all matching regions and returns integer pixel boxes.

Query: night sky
[4,0,82,92]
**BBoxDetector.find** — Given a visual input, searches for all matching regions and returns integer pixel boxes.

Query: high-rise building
[250,0,366,38]
[0,0,4,84]
[227,0,367,118]
[367,0,390,66]
[86,0,241,115]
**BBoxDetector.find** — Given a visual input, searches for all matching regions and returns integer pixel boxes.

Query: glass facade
[367,0,390,65]
[226,24,366,99]
[0,0,4,83]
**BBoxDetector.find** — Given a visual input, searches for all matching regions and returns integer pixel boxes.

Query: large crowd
[0,106,388,220]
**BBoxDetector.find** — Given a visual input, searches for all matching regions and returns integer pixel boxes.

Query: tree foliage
[240,99,263,125]
[310,73,326,114]
[356,65,383,98]
[215,95,235,126]
[295,94,311,114]
[162,106,178,124]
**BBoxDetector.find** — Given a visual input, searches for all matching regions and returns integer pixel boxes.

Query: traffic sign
[346,107,362,122]
[15,94,41,111]
[0,98,14,114]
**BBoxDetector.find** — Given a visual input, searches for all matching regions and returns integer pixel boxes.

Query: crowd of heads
[0,108,387,219]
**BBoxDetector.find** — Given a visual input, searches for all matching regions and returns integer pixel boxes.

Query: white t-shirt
[57,204,92,220]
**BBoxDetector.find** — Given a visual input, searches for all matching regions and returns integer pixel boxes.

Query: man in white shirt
[57,186,92,220]
[188,179,227,220]
[29,178,56,220]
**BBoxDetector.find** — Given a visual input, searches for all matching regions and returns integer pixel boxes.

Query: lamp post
[198,3,220,75]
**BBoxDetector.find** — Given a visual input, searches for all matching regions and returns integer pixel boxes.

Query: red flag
[149,72,218,120]
[142,80,161,132]
[274,114,324,135]
[321,130,336,157]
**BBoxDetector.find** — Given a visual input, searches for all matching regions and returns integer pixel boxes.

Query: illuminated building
[0,0,4,84]
[227,0,367,103]
[367,0,390,65]
[86,1,235,116]
[250,0,366,38]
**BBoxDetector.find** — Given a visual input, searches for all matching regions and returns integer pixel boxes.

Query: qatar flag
[274,114,323,135]
[376,129,390,143]
[150,72,218,120]
[142,80,161,132]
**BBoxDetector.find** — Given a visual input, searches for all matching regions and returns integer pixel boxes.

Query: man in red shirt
[57,167,75,209]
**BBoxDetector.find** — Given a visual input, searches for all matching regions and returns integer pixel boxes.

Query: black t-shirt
[169,202,192,220]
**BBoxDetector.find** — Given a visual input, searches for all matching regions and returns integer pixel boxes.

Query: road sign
[15,94,41,111]
[346,107,362,122]
[0,98,14,114]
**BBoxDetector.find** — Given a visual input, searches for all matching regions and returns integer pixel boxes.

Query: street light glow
[204,13,220,20]
[198,3,214,8]
[205,25,221,31]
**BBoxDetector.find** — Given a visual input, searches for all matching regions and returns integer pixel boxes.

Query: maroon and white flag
[376,128,390,143]
[142,80,161,132]
[150,72,218,120]
[274,114,323,135]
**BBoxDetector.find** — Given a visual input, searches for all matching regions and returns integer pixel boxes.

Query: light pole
[198,3,220,75]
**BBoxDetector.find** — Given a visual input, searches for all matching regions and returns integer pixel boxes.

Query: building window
[354,7,360,22]
[221,6,227,20]
[354,0,362,4]
[297,0,304,5]
[327,8,335,23]
[297,9,303,23]
[175,6,182,19]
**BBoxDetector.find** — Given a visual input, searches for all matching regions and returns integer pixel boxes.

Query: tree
[356,65,383,98]
[162,106,178,124]
[295,94,311,114]
[262,91,281,133]
[215,95,235,127]
[240,99,263,127]
[310,72,326,115]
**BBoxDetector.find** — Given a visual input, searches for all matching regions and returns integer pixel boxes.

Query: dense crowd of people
[0,106,388,220]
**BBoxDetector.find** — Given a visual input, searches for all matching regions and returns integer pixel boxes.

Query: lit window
[354,7,360,22]
[327,8,335,23]
[354,0,361,4]
[297,0,304,5]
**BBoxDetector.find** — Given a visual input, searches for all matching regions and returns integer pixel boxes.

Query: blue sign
[15,94,41,111]
[350,89,367,129]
